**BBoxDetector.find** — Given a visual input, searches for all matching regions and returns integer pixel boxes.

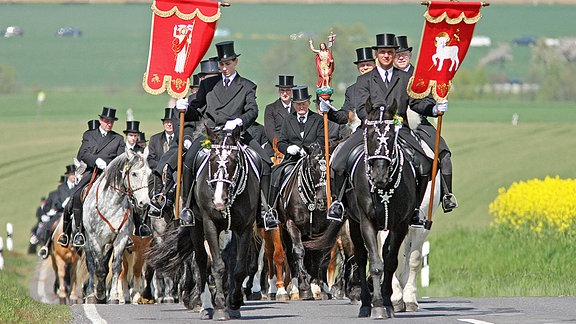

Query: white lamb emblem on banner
[432,35,460,72]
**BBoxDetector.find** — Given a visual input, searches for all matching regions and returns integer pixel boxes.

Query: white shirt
[222,72,237,86]
[377,65,393,83]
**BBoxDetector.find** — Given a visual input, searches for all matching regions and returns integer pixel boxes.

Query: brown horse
[50,215,82,304]
[118,234,153,304]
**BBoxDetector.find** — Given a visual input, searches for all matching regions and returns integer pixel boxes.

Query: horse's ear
[302,144,312,156]
[232,126,241,142]
[142,147,149,162]
[205,124,215,140]
[74,157,80,167]
[125,148,135,160]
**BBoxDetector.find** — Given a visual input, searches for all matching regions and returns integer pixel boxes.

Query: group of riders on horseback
[32,34,458,301]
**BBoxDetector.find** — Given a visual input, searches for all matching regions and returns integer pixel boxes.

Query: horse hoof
[192,304,202,313]
[358,306,371,318]
[371,306,393,319]
[246,291,262,301]
[268,293,276,300]
[275,293,289,301]
[162,297,175,303]
[213,309,229,321]
[227,308,241,319]
[59,297,67,305]
[393,300,406,313]
[85,295,97,304]
[200,308,214,320]
[300,290,314,300]
[405,302,419,312]
[109,299,119,304]
[289,292,300,301]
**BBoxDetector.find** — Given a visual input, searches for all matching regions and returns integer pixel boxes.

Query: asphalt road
[31,257,576,323]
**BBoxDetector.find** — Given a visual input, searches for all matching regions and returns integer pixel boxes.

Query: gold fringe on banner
[142,72,190,98]
[151,1,221,22]
[424,10,482,25]
[407,77,452,103]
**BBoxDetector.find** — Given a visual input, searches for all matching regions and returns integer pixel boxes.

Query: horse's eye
[131,172,137,177]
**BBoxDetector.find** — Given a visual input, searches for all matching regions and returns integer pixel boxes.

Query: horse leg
[380,227,409,319]
[265,228,289,300]
[284,219,312,300]
[349,220,371,317]
[83,244,97,303]
[261,229,277,299]
[108,245,125,304]
[118,254,129,304]
[227,228,253,319]
[203,220,227,320]
[54,254,68,304]
[402,227,429,312]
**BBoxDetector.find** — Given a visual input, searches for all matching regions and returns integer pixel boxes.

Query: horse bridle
[206,133,248,210]
[296,152,327,212]
[96,159,147,234]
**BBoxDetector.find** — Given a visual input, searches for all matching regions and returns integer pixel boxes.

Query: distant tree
[528,39,576,101]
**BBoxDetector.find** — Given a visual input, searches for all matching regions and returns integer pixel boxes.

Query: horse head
[205,126,245,211]
[73,158,87,185]
[105,150,151,213]
[301,142,328,211]
[364,100,400,190]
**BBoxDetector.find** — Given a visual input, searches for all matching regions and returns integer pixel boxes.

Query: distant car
[512,35,536,47]
[56,28,82,37]
[4,26,23,37]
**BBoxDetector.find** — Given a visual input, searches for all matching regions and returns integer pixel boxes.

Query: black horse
[272,142,341,300]
[346,101,417,318]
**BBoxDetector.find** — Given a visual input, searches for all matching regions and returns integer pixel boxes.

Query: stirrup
[72,233,85,247]
[327,200,345,222]
[56,233,69,247]
[180,208,195,227]
[137,224,152,237]
[442,193,459,212]
[263,208,280,231]
[38,246,49,259]
[410,209,425,228]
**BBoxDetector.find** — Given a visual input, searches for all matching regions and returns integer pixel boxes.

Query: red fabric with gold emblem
[408,2,483,102]
[143,0,221,98]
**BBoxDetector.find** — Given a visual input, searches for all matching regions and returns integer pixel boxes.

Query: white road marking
[458,319,494,324]
[83,304,108,324]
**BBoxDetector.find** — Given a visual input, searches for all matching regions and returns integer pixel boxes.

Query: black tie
[168,135,173,144]
[102,132,106,138]
[224,78,230,87]
[298,116,305,132]
[384,71,390,89]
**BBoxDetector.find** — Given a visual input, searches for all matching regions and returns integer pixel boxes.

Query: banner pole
[323,112,332,207]
[425,112,443,230]
[174,109,185,220]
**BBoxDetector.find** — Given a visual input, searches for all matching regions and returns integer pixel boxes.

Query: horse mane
[104,154,128,191]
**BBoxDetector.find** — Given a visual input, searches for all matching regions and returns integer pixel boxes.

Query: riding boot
[261,173,280,230]
[180,164,196,227]
[164,166,176,208]
[148,173,165,217]
[411,174,430,227]
[72,208,85,247]
[441,173,458,213]
[327,172,346,222]
[57,208,71,246]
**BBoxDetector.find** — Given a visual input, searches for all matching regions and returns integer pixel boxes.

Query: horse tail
[302,219,345,251]
[145,222,194,277]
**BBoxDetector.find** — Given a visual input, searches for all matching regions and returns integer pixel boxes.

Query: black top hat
[372,33,399,49]
[190,74,200,88]
[65,164,76,175]
[60,175,66,183]
[291,86,311,102]
[396,36,413,52]
[87,119,100,130]
[99,106,118,121]
[198,59,220,76]
[276,75,296,88]
[162,108,174,121]
[215,41,240,62]
[354,47,375,64]
[123,120,141,134]
[137,132,147,143]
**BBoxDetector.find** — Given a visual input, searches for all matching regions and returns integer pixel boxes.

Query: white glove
[95,158,107,170]
[434,101,448,114]
[176,98,189,111]
[41,215,50,223]
[223,118,243,130]
[183,139,192,150]
[319,98,336,113]
[47,209,56,216]
[62,197,70,209]
[287,145,300,155]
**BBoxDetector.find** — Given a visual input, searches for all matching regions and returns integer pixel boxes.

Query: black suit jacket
[188,74,258,131]
[277,111,325,157]
[147,131,170,170]
[54,182,74,212]
[264,98,291,143]
[77,129,125,171]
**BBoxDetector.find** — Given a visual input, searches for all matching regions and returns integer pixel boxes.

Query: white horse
[432,36,460,72]
[82,150,151,304]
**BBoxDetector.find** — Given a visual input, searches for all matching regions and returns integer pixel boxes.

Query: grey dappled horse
[82,150,151,303]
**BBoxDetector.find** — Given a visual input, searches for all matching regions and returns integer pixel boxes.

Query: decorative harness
[205,132,248,230]
[363,106,404,230]
[95,159,147,236]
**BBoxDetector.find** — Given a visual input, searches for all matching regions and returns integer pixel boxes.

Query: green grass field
[1,3,576,321]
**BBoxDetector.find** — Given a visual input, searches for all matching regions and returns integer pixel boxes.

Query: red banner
[408,2,483,102]
[143,0,221,98]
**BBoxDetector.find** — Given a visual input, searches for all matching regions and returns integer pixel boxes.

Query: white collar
[376,65,393,82]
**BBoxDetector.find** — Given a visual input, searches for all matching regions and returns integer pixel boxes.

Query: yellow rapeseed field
[489,176,576,234]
